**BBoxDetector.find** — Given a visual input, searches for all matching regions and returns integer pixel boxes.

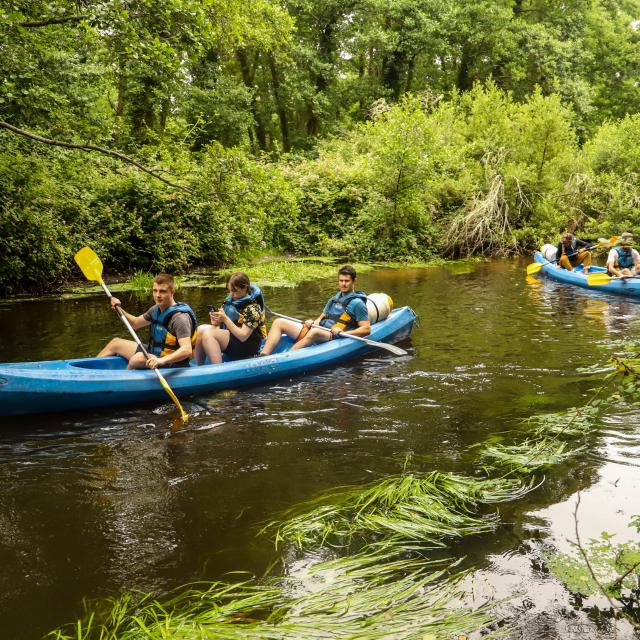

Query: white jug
[366,293,393,324]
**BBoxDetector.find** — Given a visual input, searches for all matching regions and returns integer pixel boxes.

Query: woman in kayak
[195,272,266,364]
[555,232,592,273]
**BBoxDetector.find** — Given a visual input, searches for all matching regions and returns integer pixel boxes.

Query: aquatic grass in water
[50,551,503,640]
[225,259,374,288]
[479,438,585,473]
[524,405,602,438]
[267,472,534,549]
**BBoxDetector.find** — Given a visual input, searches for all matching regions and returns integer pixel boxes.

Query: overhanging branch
[19,16,84,28]
[0,120,193,194]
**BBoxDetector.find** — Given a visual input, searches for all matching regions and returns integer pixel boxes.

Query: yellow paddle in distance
[74,246,189,423]
[525,237,617,276]
[586,272,637,287]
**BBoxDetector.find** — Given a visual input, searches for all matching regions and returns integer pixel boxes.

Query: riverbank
[1,254,474,302]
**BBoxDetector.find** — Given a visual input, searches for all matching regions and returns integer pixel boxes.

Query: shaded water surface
[1,261,639,639]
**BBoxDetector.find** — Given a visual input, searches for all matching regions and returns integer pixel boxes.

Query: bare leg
[195,324,230,365]
[195,325,210,365]
[290,327,331,351]
[97,338,138,360]
[127,351,149,370]
[260,318,304,355]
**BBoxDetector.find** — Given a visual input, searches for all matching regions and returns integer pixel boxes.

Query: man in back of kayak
[556,232,592,273]
[97,273,197,370]
[260,265,371,356]
[606,232,640,277]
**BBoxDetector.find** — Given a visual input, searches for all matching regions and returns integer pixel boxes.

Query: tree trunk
[456,45,473,92]
[405,55,416,93]
[383,50,405,100]
[236,48,267,151]
[268,55,291,152]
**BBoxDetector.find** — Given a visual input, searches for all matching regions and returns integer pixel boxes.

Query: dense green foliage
[2,0,640,294]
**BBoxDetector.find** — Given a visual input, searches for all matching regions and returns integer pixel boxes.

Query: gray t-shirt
[143,305,193,340]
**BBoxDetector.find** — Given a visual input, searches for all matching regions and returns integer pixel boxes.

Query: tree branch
[0,120,193,194]
[18,16,84,28]
[572,493,621,616]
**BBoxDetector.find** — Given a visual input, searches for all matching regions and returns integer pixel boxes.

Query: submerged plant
[49,552,504,640]
[267,471,534,549]
[524,405,601,438]
[479,437,584,474]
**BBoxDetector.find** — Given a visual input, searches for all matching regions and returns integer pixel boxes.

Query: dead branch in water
[444,174,519,257]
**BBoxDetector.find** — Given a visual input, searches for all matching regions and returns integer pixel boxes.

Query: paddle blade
[586,273,612,287]
[74,246,104,283]
[376,341,408,356]
[526,262,544,276]
[157,373,189,423]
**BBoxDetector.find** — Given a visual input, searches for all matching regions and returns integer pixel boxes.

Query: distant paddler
[97,273,198,370]
[606,232,640,278]
[555,232,592,274]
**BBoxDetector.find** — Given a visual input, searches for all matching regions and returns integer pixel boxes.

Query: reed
[127,270,154,291]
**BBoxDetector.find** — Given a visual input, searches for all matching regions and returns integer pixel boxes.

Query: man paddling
[555,232,592,273]
[260,265,371,355]
[606,232,640,277]
[97,273,197,369]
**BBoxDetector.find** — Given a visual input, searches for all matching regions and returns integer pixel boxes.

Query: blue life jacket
[222,285,266,338]
[320,291,368,331]
[148,302,198,359]
[615,247,634,269]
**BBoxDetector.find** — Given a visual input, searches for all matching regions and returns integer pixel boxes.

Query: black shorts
[224,332,261,361]
[135,346,190,368]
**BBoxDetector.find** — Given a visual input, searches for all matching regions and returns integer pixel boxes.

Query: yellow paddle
[74,246,189,423]
[525,237,617,276]
[586,272,636,287]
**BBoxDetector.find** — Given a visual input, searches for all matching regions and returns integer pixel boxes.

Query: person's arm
[332,300,371,337]
[221,304,260,343]
[606,249,622,276]
[633,249,640,270]
[575,238,591,252]
[555,242,563,262]
[344,319,371,337]
[110,297,150,330]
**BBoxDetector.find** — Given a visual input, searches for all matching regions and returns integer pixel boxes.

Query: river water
[0,261,639,639]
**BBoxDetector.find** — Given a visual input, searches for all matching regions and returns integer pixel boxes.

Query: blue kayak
[0,306,416,417]
[533,251,640,298]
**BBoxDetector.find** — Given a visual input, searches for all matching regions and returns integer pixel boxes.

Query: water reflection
[1,261,639,639]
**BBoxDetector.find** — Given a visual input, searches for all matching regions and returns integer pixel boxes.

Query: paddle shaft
[267,308,408,356]
[100,282,150,355]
